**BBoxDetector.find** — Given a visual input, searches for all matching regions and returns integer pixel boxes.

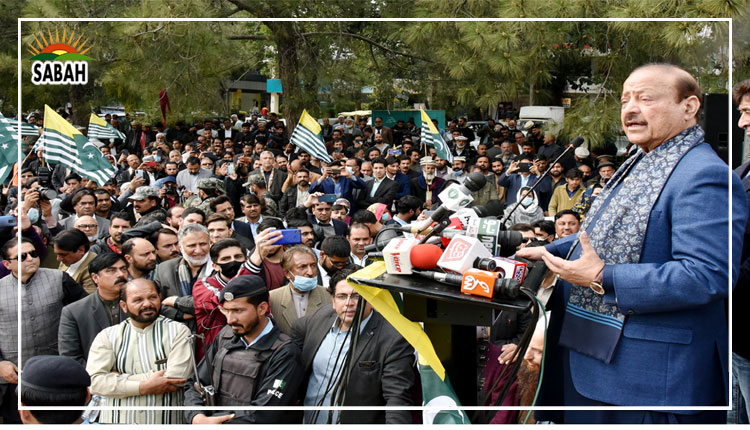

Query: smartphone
[518,162,532,173]
[135,169,145,178]
[318,194,337,203]
[275,229,302,246]
[227,163,235,176]
[388,148,402,156]
[121,149,129,157]
[0,215,17,228]
[331,168,341,175]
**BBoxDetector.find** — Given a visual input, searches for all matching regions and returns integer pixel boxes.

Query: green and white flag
[0,113,39,137]
[0,129,17,184]
[41,105,115,186]
[87,113,125,140]
[290,110,332,163]
[420,109,453,163]
[418,353,471,425]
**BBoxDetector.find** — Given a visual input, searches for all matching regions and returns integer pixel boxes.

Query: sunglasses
[9,250,39,261]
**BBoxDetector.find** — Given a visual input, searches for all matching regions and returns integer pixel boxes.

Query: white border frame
[16,16,734,414]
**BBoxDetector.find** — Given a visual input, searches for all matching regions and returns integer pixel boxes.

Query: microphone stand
[499,143,576,226]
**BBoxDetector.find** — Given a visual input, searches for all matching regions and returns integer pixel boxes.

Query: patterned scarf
[178,258,209,297]
[558,125,705,363]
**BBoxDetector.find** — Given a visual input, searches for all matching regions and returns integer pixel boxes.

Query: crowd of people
[0,63,747,425]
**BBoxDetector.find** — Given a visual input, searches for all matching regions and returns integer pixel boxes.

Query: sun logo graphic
[27,27,93,85]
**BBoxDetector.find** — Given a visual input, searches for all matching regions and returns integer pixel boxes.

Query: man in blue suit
[517,63,747,423]
[309,161,367,213]
[496,154,553,212]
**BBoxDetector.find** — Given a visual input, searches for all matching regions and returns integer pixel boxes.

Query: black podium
[350,270,533,406]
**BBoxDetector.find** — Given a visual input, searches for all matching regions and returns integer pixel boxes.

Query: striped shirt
[86,315,192,424]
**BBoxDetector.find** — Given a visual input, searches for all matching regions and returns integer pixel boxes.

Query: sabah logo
[443,238,469,262]
[27,27,93,85]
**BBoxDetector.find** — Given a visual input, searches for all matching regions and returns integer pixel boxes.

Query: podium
[350,270,534,407]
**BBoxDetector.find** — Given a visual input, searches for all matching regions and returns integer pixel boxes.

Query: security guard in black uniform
[184,275,304,424]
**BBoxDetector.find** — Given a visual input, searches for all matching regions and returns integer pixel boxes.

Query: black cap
[598,161,616,170]
[219,275,267,303]
[22,355,90,393]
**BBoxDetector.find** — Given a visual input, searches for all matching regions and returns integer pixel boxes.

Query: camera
[37,187,58,200]
[36,166,52,188]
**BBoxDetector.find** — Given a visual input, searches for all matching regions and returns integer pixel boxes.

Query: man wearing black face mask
[316,236,351,290]
[192,238,247,360]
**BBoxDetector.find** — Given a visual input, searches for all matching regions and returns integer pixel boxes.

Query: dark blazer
[58,292,127,366]
[372,126,393,146]
[252,168,288,202]
[291,306,415,424]
[306,214,349,236]
[59,214,110,239]
[232,219,256,250]
[734,161,750,360]
[279,185,301,216]
[358,177,398,209]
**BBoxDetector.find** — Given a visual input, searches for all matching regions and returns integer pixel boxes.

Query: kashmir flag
[0,113,39,137]
[41,105,115,186]
[0,129,18,184]
[347,262,470,424]
[87,113,125,140]
[420,109,452,163]
[290,110,332,163]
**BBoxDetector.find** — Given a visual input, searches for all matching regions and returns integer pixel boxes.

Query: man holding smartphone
[309,160,367,212]
[496,154,553,211]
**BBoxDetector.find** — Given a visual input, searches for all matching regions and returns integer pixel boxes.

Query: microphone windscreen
[570,136,585,147]
[410,244,443,270]
[473,199,505,218]
[463,172,487,192]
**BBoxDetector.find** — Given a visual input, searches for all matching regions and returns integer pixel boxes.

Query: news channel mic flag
[516,63,747,424]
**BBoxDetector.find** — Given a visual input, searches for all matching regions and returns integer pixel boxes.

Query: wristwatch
[589,267,605,295]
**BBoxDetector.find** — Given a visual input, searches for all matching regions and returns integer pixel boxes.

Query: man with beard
[411,157,445,210]
[372,116,393,146]
[91,212,132,256]
[472,155,499,207]
[185,275,305,424]
[127,186,168,225]
[252,150,288,202]
[122,238,158,280]
[86,279,191,424]
[516,320,547,424]
[54,229,98,295]
[451,135,477,165]
[151,228,181,262]
[280,169,312,216]
[59,253,129,366]
[153,223,212,326]
[176,156,212,195]
[74,215,99,246]
[166,205,184,230]
[192,239,246,360]
[316,236,351,290]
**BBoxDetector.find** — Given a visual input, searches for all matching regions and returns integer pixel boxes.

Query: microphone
[410,172,487,234]
[382,237,420,275]
[570,136,585,147]
[414,268,521,300]
[364,233,441,253]
[491,256,528,284]
[470,200,505,218]
[442,218,527,257]
[412,242,497,272]
[437,234,493,274]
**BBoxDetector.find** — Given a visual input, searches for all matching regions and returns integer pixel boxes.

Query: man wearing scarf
[410,157,445,210]
[517,64,747,423]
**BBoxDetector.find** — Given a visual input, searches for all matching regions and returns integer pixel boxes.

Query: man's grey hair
[178,223,209,241]
[261,150,274,159]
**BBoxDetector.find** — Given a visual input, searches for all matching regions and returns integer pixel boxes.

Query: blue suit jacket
[539,143,747,407]
[497,172,553,211]
[309,176,367,210]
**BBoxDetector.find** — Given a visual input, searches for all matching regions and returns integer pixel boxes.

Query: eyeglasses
[334,293,361,303]
[8,250,39,261]
[76,224,98,229]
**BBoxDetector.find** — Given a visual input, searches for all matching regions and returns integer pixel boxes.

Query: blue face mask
[28,208,39,224]
[292,274,317,292]
[454,169,463,176]
[522,197,533,206]
[154,155,162,162]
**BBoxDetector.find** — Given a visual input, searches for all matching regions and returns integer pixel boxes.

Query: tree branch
[132,24,164,38]
[227,35,269,41]
[300,31,434,63]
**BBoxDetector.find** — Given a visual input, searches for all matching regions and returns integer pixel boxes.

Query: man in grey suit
[291,267,414,424]
[59,190,110,238]
[58,253,129,366]
[270,245,330,335]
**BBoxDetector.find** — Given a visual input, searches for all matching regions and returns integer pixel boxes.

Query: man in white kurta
[86,279,192,424]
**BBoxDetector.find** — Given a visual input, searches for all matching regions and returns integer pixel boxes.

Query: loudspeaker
[700,93,728,165]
